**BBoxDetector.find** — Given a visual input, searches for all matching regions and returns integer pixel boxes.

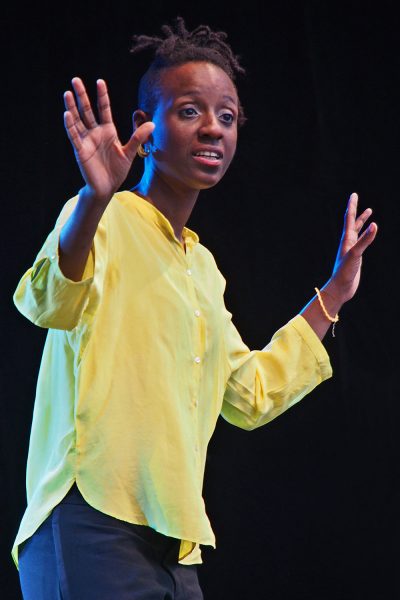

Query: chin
[193,170,228,190]
[197,179,223,190]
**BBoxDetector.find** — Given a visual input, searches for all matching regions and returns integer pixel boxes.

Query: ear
[132,109,151,131]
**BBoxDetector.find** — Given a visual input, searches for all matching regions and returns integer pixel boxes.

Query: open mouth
[192,150,223,165]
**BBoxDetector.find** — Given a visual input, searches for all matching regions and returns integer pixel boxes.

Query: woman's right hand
[64,77,154,205]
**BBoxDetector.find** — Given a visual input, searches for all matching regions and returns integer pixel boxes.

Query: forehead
[158,61,239,106]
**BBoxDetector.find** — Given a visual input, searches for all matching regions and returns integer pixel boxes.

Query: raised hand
[64,77,154,204]
[329,192,378,304]
[300,193,378,339]
[58,78,154,282]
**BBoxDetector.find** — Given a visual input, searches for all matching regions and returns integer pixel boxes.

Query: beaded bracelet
[314,287,339,337]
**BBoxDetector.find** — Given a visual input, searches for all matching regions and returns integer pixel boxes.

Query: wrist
[78,185,113,211]
[320,279,346,315]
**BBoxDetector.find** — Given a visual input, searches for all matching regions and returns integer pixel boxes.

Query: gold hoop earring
[137,144,150,158]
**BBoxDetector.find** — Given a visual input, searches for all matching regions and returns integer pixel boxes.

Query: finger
[96,79,113,125]
[351,222,378,256]
[355,207,373,234]
[63,90,87,138]
[123,121,156,163]
[64,110,83,152]
[338,193,359,257]
[344,192,358,229]
[71,77,98,129]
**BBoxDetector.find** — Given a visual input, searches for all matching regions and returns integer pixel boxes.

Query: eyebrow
[178,90,238,104]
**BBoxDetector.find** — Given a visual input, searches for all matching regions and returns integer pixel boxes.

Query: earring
[137,143,150,158]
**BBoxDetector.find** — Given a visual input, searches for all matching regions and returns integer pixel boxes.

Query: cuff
[289,314,333,381]
[32,226,94,287]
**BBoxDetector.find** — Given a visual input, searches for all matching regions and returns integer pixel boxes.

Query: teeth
[195,151,221,159]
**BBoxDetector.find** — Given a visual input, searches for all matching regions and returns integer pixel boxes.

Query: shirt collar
[128,191,199,247]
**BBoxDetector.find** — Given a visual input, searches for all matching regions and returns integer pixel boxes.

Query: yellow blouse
[12,191,332,567]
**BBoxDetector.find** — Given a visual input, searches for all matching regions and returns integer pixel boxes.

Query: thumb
[123,122,156,162]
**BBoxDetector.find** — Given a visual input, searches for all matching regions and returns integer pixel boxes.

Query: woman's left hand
[328,192,378,304]
[300,193,378,340]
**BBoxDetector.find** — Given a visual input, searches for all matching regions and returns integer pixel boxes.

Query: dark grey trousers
[19,484,204,600]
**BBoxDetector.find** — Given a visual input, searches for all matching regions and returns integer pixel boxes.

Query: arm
[13,78,155,328]
[220,311,332,431]
[221,193,377,430]
[300,193,378,339]
[60,77,154,281]
[13,196,96,330]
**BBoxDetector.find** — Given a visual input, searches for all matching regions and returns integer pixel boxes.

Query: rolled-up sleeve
[13,197,95,331]
[221,312,333,431]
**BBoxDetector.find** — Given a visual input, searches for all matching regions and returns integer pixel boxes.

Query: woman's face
[139,61,239,193]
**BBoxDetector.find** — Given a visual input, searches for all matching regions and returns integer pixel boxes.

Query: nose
[198,113,223,139]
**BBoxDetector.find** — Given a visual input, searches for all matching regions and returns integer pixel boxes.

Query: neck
[132,170,200,243]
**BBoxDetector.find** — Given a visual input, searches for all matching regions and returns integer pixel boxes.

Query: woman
[13,16,377,600]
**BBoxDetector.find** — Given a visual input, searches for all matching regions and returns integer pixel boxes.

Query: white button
[50,254,56,260]
[193,398,198,407]
[194,310,200,317]
[186,269,192,276]
[194,356,201,364]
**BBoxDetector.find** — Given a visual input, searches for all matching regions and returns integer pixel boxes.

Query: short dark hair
[130,16,247,127]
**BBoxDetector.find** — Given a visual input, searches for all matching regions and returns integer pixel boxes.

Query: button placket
[178,241,202,467]
[184,251,204,455]
[184,254,203,372]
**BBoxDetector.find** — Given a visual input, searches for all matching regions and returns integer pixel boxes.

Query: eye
[179,107,199,118]
[219,113,235,125]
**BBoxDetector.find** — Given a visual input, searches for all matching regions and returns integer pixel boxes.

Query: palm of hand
[331,193,377,303]
[64,77,154,202]
[72,121,131,198]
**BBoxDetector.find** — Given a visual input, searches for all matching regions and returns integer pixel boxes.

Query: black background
[1,1,398,598]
